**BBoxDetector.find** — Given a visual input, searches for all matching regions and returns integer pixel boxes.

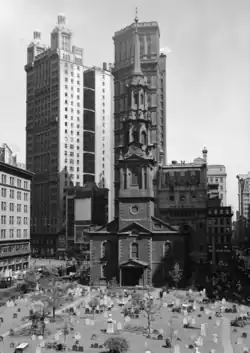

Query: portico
[119,259,149,286]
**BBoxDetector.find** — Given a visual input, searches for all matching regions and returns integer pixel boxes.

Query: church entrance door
[121,266,143,286]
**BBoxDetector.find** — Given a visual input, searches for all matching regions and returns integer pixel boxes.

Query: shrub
[104,336,129,353]
[242,332,247,338]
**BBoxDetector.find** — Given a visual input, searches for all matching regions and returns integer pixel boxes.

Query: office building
[0,157,33,274]
[83,63,114,221]
[207,165,227,206]
[207,204,233,265]
[112,17,167,216]
[237,172,250,220]
[25,15,84,251]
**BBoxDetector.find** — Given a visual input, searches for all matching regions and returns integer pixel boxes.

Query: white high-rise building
[207,165,227,206]
[83,63,114,222]
[25,15,85,248]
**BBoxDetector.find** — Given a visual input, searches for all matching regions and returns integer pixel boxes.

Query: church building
[88,14,187,287]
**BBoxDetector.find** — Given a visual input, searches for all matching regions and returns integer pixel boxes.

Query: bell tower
[118,10,157,230]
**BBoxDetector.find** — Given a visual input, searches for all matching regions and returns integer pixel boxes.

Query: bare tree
[132,290,161,338]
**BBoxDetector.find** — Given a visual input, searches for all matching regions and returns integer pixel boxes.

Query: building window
[180,195,185,201]
[163,241,171,257]
[100,264,107,278]
[101,240,110,259]
[130,242,139,259]
[141,131,147,145]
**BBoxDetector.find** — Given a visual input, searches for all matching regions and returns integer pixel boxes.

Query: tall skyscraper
[112,16,167,216]
[25,15,85,248]
[83,63,114,221]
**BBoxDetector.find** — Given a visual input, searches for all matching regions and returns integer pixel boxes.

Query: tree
[132,290,161,338]
[22,302,50,336]
[31,279,73,319]
[23,270,39,291]
[104,336,129,353]
[170,262,183,288]
[88,297,100,319]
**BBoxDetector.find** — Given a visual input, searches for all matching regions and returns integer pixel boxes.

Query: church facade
[88,14,187,287]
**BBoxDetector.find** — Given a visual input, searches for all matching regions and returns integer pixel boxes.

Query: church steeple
[132,8,143,77]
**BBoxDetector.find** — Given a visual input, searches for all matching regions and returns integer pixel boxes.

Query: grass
[1,289,249,353]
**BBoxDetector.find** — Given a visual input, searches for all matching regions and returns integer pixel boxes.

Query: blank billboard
[74,198,92,221]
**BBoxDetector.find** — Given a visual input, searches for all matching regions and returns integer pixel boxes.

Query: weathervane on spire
[135,7,139,24]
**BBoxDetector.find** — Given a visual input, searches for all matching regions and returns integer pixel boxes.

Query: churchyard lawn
[2,288,250,353]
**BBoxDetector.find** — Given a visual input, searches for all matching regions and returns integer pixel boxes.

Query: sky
[0,0,250,213]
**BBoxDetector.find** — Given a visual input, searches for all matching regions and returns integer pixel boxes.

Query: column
[141,167,144,189]
[120,168,124,188]
[119,268,122,286]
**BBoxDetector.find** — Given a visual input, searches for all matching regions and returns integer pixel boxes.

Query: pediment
[90,219,118,234]
[118,221,151,235]
[151,216,180,233]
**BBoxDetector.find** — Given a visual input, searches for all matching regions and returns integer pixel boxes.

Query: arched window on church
[133,92,138,105]
[124,168,127,189]
[130,242,139,259]
[163,241,171,258]
[141,131,147,145]
[131,166,142,188]
[101,240,110,259]
[141,93,144,104]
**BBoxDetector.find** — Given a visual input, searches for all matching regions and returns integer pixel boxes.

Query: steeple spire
[132,8,143,77]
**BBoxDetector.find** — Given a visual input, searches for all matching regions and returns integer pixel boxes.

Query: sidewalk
[222,317,234,353]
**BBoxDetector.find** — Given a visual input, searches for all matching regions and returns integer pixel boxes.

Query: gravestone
[200,323,206,337]
[117,322,122,330]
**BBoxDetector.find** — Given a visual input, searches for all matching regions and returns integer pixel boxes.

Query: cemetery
[1,284,250,352]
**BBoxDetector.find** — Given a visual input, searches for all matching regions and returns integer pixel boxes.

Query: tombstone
[107,317,114,334]
[200,323,206,337]
[75,332,81,340]
[194,347,201,353]
[196,336,203,346]
[163,302,168,308]
[163,292,167,299]
[104,311,108,318]
[193,302,197,311]
[38,335,43,340]
[237,337,243,345]
[191,317,196,326]
[210,349,216,353]
[117,322,122,331]
[90,319,95,326]
[183,317,188,327]
[54,333,60,341]
[31,335,36,340]
[183,310,188,317]
[85,318,90,325]
[124,316,130,323]
[36,347,41,353]
[216,319,221,327]
[189,289,193,295]
[173,344,180,353]
[221,298,226,305]
[212,333,218,343]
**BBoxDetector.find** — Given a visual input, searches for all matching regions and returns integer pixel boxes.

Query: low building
[66,182,108,256]
[156,148,208,266]
[0,160,33,274]
[207,204,233,265]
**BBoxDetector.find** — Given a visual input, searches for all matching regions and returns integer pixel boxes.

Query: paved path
[222,317,234,353]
